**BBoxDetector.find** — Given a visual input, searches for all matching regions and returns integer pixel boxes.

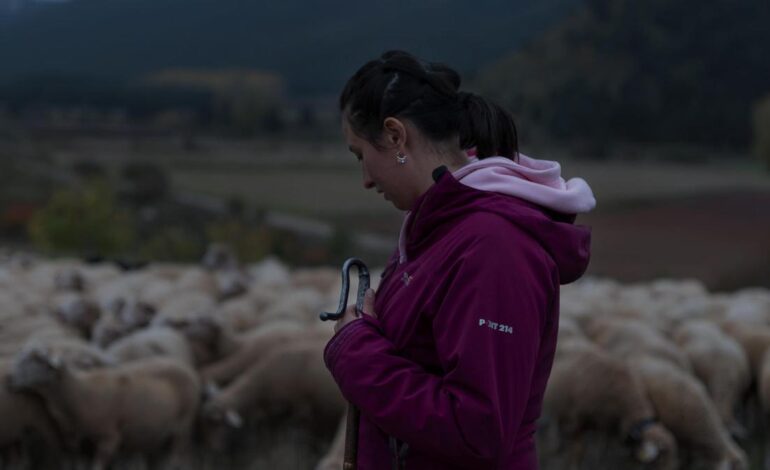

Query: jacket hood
[397,156,594,284]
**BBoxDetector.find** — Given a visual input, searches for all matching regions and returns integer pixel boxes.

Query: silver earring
[396,151,407,164]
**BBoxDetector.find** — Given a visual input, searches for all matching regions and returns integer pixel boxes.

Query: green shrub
[139,226,204,262]
[205,220,272,263]
[28,181,135,257]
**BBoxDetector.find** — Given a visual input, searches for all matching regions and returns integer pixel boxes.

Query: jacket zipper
[389,436,409,470]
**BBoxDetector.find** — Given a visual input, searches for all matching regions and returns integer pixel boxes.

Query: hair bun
[427,62,461,91]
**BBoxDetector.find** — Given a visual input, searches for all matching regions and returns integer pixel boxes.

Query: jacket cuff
[324,319,373,370]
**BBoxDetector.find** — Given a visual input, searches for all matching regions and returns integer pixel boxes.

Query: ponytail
[341,50,518,162]
[458,91,519,161]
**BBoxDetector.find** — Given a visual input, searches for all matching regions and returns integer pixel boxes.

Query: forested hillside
[474,0,770,149]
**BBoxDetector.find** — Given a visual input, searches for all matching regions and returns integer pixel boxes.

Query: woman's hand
[334,288,377,333]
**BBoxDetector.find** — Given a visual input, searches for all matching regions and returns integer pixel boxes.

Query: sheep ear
[45,353,63,371]
[202,382,221,400]
[224,409,243,429]
[636,441,659,463]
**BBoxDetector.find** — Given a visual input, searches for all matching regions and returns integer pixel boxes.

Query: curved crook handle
[320,257,370,321]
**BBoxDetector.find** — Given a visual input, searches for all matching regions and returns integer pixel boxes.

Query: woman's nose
[362,167,375,189]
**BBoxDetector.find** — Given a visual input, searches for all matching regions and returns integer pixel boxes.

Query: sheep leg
[566,433,585,470]
[544,419,564,454]
[315,414,346,470]
[165,428,193,470]
[91,432,121,470]
[762,434,770,470]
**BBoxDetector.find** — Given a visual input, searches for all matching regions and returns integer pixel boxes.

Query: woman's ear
[382,117,407,150]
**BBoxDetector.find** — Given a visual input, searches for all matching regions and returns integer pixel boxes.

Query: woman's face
[343,119,414,211]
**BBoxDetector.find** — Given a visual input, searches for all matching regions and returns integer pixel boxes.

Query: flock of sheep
[0,246,768,470]
[547,278,770,470]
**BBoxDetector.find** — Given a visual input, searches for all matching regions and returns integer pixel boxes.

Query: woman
[324,50,596,470]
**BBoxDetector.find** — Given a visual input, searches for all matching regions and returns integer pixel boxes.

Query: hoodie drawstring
[389,436,409,469]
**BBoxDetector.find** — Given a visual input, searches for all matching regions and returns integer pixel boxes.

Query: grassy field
[5,135,770,289]
[166,140,770,290]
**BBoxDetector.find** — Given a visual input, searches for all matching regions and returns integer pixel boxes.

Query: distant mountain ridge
[0,0,580,97]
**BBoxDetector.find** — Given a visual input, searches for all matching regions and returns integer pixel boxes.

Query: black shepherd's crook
[320,257,370,470]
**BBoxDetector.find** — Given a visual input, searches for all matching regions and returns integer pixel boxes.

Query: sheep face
[92,319,132,348]
[55,296,101,335]
[216,272,248,301]
[177,316,223,365]
[117,300,156,328]
[54,269,85,292]
[9,348,63,390]
[636,423,677,470]
[202,243,238,271]
[200,401,243,451]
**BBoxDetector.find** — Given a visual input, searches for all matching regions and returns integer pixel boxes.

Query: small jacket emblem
[479,318,513,334]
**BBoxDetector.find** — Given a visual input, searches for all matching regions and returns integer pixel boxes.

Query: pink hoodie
[398,153,596,263]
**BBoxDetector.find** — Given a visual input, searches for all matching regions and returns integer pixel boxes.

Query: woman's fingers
[333,289,377,333]
[363,289,377,318]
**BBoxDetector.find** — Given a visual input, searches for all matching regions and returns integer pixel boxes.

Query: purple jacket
[325,169,591,469]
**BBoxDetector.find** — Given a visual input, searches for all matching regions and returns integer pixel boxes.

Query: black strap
[432,165,448,182]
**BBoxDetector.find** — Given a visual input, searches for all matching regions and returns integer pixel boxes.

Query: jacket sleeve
[324,230,555,467]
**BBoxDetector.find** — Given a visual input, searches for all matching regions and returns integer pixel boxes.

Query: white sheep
[259,287,330,325]
[201,339,345,450]
[20,338,114,370]
[215,296,264,332]
[628,355,748,470]
[0,315,79,358]
[200,321,325,385]
[586,316,692,373]
[153,291,216,326]
[290,267,341,297]
[544,337,677,469]
[717,319,770,376]
[51,293,101,338]
[0,359,62,455]
[106,326,195,366]
[247,257,291,288]
[201,243,239,271]
[673,320,751,436]
[89,297,158,348]
[9,348,200,470]
[171,267,218,299]
[214,269,250,302]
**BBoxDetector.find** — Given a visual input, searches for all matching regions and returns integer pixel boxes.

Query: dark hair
[340,50,518,160]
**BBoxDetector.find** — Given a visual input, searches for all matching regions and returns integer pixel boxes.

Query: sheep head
[200,399,243,451]
[717,440,748,470]
[117,299,157,328]
[54,295,101,336]
[54,268,85,292]
[92,316,132,348]
[635,423,677,470]
[202,243,238,271]
[215,271,248,302]
[180,315,224,365]
[9,346,65,390]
